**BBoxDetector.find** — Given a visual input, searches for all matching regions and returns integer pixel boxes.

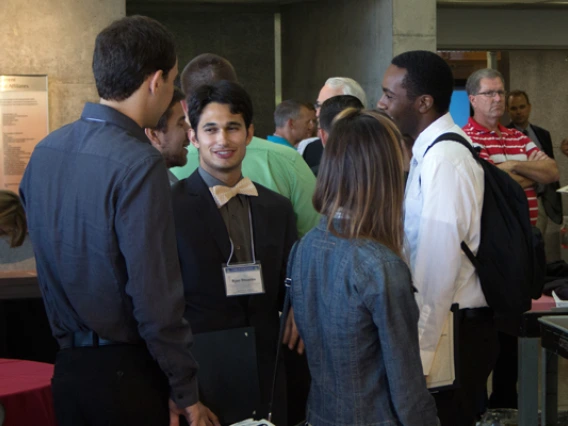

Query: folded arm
[498,152,559,184]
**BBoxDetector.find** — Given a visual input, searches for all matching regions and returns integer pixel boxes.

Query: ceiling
[438,0,568,5]
[131,0,568,3]
[129,0,568,6]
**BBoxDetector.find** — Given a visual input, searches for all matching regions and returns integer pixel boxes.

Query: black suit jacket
[171,171,297,421]
[302,138,324,173]
[507,122,563,224]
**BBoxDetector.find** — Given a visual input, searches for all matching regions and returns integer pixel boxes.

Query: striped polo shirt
[463,117,539,225]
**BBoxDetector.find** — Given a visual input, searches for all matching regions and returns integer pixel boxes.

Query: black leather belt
[59,331,120,349]
[460,307,494,320]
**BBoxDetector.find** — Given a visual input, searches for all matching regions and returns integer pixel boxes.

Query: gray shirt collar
[198,167,244,188]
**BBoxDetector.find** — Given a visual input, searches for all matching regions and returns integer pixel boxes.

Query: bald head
[180,53,238,98]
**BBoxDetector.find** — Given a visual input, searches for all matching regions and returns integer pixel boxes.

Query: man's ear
[246,124,255,146]
[148,69,164,95]
[180,100,193,131]
[417,95,434,114]
[145,128,162,150]
[287,118,295,129]
[190,128,200,149]
[319,128,328,147]
[468,94,477,109]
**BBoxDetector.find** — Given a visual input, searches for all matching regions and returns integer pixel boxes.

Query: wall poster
[0,75,48,192]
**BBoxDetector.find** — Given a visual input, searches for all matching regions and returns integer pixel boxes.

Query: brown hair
[507,89,530,106]
[0,190,27,247]
[180,53,237,98]
[313,108,405,257]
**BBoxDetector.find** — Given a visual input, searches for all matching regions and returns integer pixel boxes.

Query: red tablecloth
[0,359,56,426]
[530,294,556,312]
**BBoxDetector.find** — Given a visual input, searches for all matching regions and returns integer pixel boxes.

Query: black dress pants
[52,344,170,426]
[433,309,499,426]
[489,331,518,408]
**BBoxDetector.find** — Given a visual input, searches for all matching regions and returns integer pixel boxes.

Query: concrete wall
[0,0,125,132]
[127,3,276,138]
[509,50,568,261]
[438,7,568,50]
[281,0,383,108]
[281,0,436,109]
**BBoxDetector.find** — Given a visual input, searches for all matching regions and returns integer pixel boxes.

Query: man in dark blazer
[171,81,298,425]
[507,90,563,230]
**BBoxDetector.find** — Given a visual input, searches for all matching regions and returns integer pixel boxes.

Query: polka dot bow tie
[209,177,258,208]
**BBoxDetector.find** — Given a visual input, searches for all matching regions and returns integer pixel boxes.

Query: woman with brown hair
[287,109,438,425]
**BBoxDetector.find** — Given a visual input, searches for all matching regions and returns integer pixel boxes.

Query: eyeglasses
[476,90,506,98]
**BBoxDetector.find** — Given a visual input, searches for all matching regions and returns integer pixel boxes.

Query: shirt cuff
[171,374,200,409]
[420,349,435,376]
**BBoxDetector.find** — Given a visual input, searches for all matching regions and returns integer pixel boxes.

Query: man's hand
[497,161,536,188]
[169,400,220,426]
[496,160,517,173]
[528,150,549,161]
[282,307,305,355]
[561,138,568,157]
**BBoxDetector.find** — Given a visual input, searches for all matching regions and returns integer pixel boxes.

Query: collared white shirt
[404,113,487,375]
[296,137,319,155]
[167,169,179,186]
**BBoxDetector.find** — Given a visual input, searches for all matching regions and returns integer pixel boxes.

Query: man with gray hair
[314,77,368,115]
[464,69,559,413]
[463,68,558,228]
[298,77,367,172]
[268,100,315,149]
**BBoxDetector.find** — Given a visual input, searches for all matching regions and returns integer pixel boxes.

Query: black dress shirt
[19,102,199,407]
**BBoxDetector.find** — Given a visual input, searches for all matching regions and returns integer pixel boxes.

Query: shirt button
[236,245,241,250]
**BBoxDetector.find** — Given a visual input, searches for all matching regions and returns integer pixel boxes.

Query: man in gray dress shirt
[20,16,218,426]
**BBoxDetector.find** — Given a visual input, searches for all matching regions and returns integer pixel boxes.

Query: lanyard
[226,203,256,266]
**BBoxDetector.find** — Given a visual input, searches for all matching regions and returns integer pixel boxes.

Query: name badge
[222,262,265,297]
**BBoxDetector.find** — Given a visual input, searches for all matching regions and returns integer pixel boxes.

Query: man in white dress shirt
[378,50,498,426]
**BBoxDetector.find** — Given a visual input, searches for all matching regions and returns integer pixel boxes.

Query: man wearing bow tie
[171,80,298,425]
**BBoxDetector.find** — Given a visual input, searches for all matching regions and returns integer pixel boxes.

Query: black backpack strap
[268,241,298,422]
[423,132,482,269]
[460,241,480,269]
[424,132,480,159]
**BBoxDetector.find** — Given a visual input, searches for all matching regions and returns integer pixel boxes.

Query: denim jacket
[289,218,438,426]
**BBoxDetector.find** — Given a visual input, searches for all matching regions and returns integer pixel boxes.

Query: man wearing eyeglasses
[463,68,559,227]
[463,69,559,414]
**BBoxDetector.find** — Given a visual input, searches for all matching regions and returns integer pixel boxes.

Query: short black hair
[93,15,177,101]
[181,53,238,98]
[508,90,530,106]
[319,95,364,133]
[391,50,454,114]
[154,88,185,133]
[187,81,253,131]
